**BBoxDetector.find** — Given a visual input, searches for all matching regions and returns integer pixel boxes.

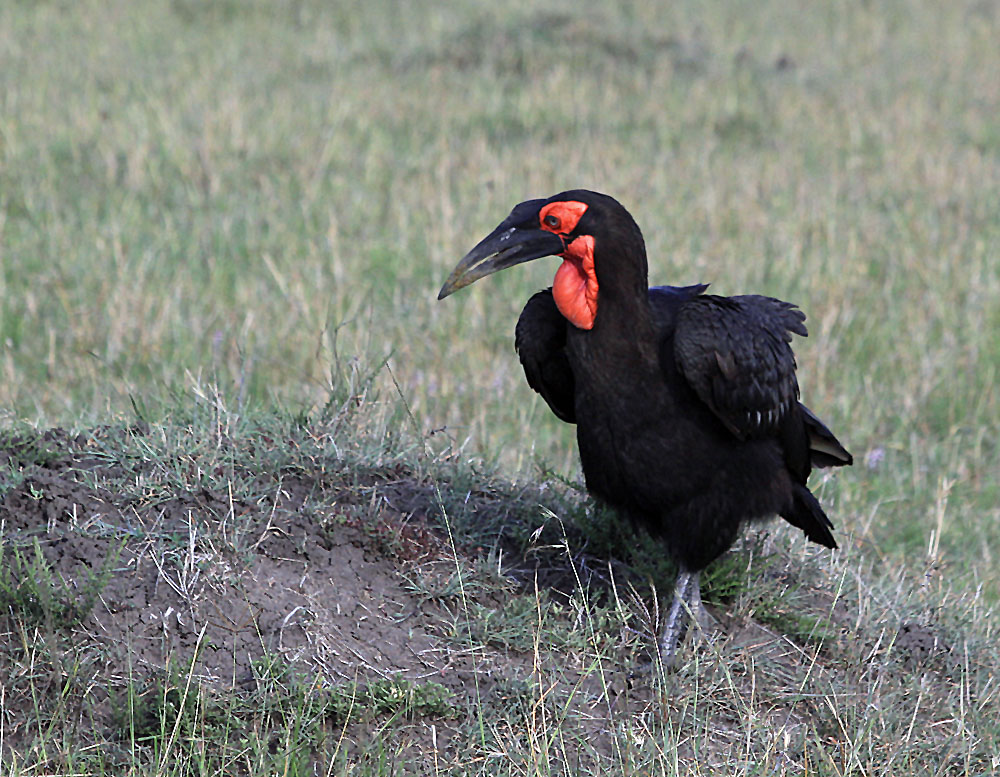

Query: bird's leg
[686,572,717,640]
[658,569,703,666]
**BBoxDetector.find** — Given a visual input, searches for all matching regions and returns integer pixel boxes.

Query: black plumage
[439,189,851,662]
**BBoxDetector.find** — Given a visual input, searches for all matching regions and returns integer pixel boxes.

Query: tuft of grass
[113,657,457,747]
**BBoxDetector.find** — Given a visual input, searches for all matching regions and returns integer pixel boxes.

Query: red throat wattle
[552,235,598,330]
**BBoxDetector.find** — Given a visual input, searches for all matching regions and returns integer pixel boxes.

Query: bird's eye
[544,214,561,230]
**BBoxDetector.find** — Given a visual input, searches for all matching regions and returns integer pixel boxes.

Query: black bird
[438,190,851,663]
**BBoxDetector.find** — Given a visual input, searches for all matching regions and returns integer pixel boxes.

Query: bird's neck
[565,286,662,420]
[564,241,665,426]
[569,270,657,373]
[590,243,653,335]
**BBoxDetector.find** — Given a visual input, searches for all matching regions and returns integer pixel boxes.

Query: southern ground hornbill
[438,189,851,664]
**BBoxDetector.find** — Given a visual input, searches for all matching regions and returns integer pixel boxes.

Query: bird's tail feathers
[800,404,852,468]
[781,483,838,549]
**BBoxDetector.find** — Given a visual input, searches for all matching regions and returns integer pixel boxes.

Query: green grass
[0,405,996,774]
[1,0,999,773]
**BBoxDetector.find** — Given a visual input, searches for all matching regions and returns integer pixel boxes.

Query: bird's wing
[673,293,807,440]
[514,289,576,423]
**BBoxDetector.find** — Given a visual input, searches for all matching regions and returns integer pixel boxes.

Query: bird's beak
[437,222,565,300]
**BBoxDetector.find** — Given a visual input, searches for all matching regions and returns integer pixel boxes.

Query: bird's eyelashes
[543,213,561,230]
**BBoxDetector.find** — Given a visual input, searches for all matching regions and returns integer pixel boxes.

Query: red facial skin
[539,201,598,330]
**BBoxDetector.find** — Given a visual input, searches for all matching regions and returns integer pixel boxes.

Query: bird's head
[437,190,646,330]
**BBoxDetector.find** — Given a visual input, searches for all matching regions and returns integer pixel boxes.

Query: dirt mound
[0,427,554,760]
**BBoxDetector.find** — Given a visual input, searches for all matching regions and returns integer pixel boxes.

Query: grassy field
[1,0,998,773]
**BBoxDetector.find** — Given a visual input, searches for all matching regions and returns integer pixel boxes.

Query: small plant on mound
[0,429,64,498]
[0,538,122,629]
